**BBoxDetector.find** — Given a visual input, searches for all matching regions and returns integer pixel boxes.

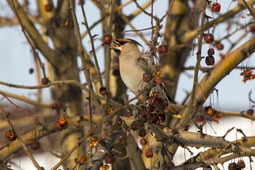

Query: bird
[112,38,181,118]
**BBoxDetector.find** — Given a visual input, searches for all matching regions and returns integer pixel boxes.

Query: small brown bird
[112,38,181,118]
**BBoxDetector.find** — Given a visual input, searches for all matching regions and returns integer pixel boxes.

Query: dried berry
[5,129,17,141]
[41,77,50,85]
[143,72,153,82]
[27,138,41,150]
[145,148,153,158]
[139,138,147,146]
[158,45,168,55]
[228,162,238,170]
[246,109,254,116]
[138,128,146,137]
[99,87,108,96]
[51,100,62,110]
[104,154,115,164]
[44,3,53,12]
[214,42,224,50]
[205,56,215,66]
[207,48,215,56]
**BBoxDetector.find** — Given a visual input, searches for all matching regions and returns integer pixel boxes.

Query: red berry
[103,35,112,44]
[207,48,215,56]
[145,148,153,158]
[214,42,224,50]
[41,77,50,85]
[143,72,153,82]
[205,56,215,66]
[99,87,108,96]
[158,45,168,55]
[5,130,17,141]
[55,116,67,129]
[246,109,254,115]
[44,3,53,12]
[204,33,214,44]
[211,3,221,12]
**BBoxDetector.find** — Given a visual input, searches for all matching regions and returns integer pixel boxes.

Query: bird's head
[111,38,142,55]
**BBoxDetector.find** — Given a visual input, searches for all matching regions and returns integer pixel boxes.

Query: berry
[139,138,147,145]
[44,3,53,12]
[196,115,205,122]
[205,56,215,66]
[138,128,146,137]
[27,138,41,150]
[51,100,62,110]
[78,0,84,5]
[5,130,17,141]
[228,162,238,170]
[246,109,254,115]
[99,87,108,96]
[29,68,34,74]
[80,156,89,164]
[205,106,214,116]
[158,45,168,55]
[214,42,224,50]
[55,116,67,129]
[237,160,245,169]
[143,72,153,82]
[145,148,153,158]
[204,33,214,44]
[104,154,115,164]
[103,35,112,44]
[250,25,255,32]
[41,77,50,85]
[207,48,215,56]
[211,3,221,12]
[112,69,120,76]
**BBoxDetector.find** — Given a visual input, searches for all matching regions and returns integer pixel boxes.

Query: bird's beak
[110,40,122,52]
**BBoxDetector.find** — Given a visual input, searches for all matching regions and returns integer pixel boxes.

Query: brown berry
[205,56,215,66]
[104,154,115,164]
[103,35,112,44]
[138,128,146,137]
[78,0,84,5]
[145,148,153,158]
[29,68,34,74]
[207,48,215,56]
[5,130,17,141]
[196,115,205,122]
[246,109,254,115]
[27,138,41,150]
[41,77,50,85]
[99,87,108,96]
[204,33,214,44]
[51,100,62,110]
[158,45,168,55]
[237,160,245,168]
[250,25,255,32]
[139,138,147,146]
[228,162,238,170]
[205,106,214,116]
[143,72,153,82]
[214,42,224,50]
[211,3,221,12]
[44,3,53,12]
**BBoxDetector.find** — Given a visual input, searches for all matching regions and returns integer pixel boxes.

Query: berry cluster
[240,69,255,83]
